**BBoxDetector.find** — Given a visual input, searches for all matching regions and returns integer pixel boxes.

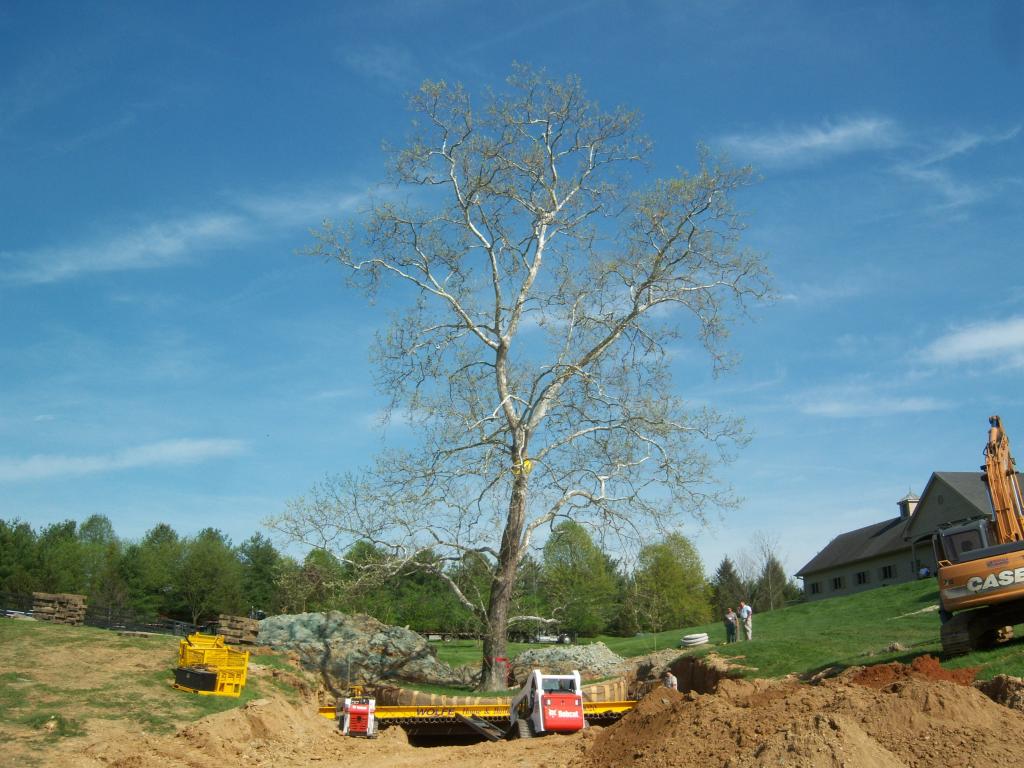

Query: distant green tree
[386,551,471,631]
[122,524,184,618]
[177,528,244,625]
[0,519,37,595]
[510,554,547,639]
[630,533,711,632]
[91,540,129,619]
[541,521,619,636]
[272,555,309,614]
[711,556,746,616]
[300,548,346,612]
[237,533,282,614]
[34,521,82,593]
[783,577,804,604]
[77,515,121,604]
[752,554,789,613]
[446,552,493,636]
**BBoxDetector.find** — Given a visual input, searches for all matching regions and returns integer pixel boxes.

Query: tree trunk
[479,474,528,690]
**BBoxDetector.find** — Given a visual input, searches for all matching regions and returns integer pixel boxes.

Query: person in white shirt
[662,669,678,690]
[738,600,753,641]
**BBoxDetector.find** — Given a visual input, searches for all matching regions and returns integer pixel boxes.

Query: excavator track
[939,614,974,656]
[940,602,1023,656]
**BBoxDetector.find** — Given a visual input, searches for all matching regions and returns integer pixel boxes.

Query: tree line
[0,515,799,635]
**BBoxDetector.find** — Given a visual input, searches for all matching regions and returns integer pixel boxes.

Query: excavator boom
[985,415,1024,544]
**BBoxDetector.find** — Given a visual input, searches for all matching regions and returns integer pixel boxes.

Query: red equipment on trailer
[509,669,585,738]
[341,688,377,738]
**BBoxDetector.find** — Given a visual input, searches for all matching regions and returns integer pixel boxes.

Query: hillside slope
[591,579,1024,680]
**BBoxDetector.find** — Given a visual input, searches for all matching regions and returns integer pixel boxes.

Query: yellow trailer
[318,698,636,734]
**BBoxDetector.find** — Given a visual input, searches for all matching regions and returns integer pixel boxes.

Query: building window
[809,582,821,595]
[880,565,894,580]
[831,576,844,591]
[856,571,869,585]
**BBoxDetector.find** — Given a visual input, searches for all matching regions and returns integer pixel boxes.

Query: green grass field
[433,579,1024,682]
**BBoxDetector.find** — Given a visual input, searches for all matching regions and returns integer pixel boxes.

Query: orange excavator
[935,415,1024,654]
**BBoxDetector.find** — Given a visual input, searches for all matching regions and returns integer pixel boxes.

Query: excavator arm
[984,416,1024,544]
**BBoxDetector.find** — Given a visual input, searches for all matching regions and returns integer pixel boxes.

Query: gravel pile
[511,641,626,681]
[259,612,472,690]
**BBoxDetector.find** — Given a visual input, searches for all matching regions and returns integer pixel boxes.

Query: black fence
[0,591,32,616]
[0,592,209,637]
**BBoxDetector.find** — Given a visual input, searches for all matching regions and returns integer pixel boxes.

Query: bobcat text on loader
[934,415,1024,654]
[318,669,635,741]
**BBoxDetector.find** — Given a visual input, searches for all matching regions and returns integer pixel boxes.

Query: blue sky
[2,1,1023,579]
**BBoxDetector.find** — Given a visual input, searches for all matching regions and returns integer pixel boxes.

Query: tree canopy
[272,65,770,688]
[541,521,619,636]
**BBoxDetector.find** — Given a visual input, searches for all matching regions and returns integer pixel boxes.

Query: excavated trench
[400,654,731,747]
[653,655,734,695]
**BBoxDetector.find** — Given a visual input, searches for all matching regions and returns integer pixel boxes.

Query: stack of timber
[217,614,260,645]
[32,592,87,625]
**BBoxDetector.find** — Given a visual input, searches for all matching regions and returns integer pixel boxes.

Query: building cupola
[898,490,920,519]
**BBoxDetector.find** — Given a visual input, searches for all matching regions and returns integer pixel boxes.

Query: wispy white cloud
[343,44,417,85]
[923,316,1024,368]
[800,395,947,418]
[893,126,1021,211]
[796,380,949,418]
[917,126,1022,167]
[311,388,359,401]
[3,213,248,284]
[778,277,874,304]
[236,189,366,227]
[1,184,370,285]
[0,438,246,483]
[0,48,88,139]
[358,407,417,430]
[52,110,139,154]
[716,117,899,167]
[894,165,983,210]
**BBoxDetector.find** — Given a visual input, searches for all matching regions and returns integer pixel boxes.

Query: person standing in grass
[738,601,753,641]
[724,607,738,643]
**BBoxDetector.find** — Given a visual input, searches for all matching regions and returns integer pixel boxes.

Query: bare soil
[7,635,1024,768]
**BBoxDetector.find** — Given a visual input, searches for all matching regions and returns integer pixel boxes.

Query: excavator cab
[934,519,991,565]
[934,517,1024,570]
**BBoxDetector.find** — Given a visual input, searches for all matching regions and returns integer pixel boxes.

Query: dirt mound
[16,628,1024,768]
[41,692,344,768]
[845,654,978,688]
[976,674,1024,712]
[581,665,1024,768]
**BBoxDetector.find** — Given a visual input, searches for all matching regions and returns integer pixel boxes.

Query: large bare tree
[273,67,770,690]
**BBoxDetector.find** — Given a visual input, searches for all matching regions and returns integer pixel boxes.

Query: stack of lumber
[217,614,260,645]
[32,592,87,625]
